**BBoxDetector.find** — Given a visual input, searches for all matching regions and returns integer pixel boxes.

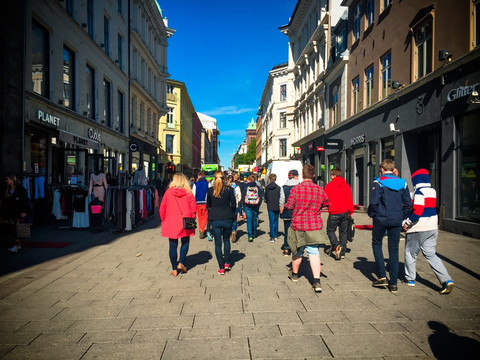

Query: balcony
[167,93,176,102]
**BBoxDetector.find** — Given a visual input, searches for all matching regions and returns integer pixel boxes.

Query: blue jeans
[283,220,291,250]
[212,219,233,268]
[169,237,189,270]
[268,210,279,239]
[372,223,401,285]
[244,206,259,238]
[232,208,240,231]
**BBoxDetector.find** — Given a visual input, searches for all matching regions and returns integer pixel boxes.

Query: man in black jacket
[265,174,281,243]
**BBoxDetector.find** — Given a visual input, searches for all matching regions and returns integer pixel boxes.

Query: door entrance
[355,156,364,206]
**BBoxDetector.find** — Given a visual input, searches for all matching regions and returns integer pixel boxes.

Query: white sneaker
[270,238,275,243]
[8,245,20,253]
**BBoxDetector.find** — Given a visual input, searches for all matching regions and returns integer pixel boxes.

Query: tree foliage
[234,139,256,168]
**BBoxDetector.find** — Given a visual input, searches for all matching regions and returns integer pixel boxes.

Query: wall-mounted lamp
[439,49,452,62]
[467,90,480,104]
[389,123,400,133]
[257,104,266,116]
[391,80,403,89]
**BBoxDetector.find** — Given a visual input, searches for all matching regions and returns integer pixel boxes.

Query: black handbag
[174,196,197,230]
[347,215,355,242]
[16,222,31,238]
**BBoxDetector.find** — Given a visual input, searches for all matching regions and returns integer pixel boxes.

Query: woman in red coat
[160,172,197,276]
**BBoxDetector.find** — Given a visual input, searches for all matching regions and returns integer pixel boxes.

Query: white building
[197,112,219,165]
[258,63,295,167]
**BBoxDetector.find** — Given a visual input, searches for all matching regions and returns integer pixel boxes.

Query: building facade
[198,112,220,165]
[129,0,174,182]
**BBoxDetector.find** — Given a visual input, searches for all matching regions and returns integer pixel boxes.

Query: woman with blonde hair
[207,171,236,274]
[159,172,197,276]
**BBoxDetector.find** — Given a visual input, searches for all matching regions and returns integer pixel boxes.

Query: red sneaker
[224,263,231,271]
[218,269,225,275]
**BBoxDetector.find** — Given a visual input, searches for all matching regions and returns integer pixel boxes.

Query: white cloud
[203,106,256,116]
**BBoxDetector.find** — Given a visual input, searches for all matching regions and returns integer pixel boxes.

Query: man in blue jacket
[192,171,210,239]
[368,159,411,293]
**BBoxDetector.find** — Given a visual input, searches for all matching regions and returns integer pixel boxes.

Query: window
[279,112,287,128]
[366,0,374,27]
[118,0,123,16]
[415,20,432,79]
[166,134,174,153]
[354,4,361,41]
[280,84,287,101]
[147,108,151,134]
[365,65,374,106]
[103,79,111,127]
[381,52,391,99]
[118,91,124,133]
[117,34,123,69]
[62,46,75,110]
[167,107,174,128]
[31,20,49,97]
[104,16,110,55]
[383,0,392,10]
[352,76,360,114]
[87,0,93,37]
[279,139,287,157]
[65,0,73,16]
[167,84,174,94]
[86,64,95,119]
[131,96,136,128]
[139,102,144,130]
[332,90,339,125]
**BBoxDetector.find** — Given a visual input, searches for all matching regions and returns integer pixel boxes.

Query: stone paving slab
[0,207,479,359]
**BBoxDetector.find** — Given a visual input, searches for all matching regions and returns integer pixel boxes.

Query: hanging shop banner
[58,130,99,150]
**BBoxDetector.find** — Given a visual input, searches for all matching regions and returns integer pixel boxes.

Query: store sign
[37,110,60,127]
[316,147,325,151]
[324,138,343,149]
[129,143,138,152]
[350,134,365,146]
[447,82,480,102]
[59,130,99,150]
[88,128,101,142]
[294,147,301,155]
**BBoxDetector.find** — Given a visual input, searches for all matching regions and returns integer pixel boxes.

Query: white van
[266,160,303,187]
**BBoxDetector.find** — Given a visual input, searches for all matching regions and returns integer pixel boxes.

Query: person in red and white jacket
[402,169,454,294]
[324,168,354,260]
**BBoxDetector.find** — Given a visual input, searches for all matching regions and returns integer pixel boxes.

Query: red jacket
[324,176,354,215]
[160,187,197,239]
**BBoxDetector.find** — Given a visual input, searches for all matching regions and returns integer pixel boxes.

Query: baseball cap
[288,169,299,177]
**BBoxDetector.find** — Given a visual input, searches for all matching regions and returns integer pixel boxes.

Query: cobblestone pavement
[0,205,479,359]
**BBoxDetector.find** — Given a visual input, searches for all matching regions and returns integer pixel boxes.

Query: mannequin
[89,169,108,202]
[133,165,147,185]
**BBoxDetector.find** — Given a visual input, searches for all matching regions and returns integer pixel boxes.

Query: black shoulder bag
[174,196,197,230]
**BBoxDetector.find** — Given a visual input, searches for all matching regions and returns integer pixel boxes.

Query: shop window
[458,114,480,221]
[382,136,395,161]
[31,19,49,97]
[63,45,75,110]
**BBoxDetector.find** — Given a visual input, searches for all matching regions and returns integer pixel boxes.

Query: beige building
[159,79,195,178]
[129,0,174,181]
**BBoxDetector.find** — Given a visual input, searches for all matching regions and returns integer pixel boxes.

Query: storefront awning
[58,130,99,150]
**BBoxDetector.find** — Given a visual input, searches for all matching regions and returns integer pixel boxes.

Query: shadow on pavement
[185,250,212,271]
[428,321,480,359]
[437,253,480,280]
[353,256,378,282]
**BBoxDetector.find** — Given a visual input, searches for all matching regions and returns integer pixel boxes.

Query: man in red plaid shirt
[285,164,329,293]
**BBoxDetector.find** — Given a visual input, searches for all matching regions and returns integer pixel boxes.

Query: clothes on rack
[72,195,90,228]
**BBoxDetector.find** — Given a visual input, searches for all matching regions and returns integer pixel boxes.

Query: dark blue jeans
[244,206,259,238]
[372,223,401,285]
[326,212,349,256]
[232,208,240,231]
[268,210,279,239]
[169,237,189,270]
[212,219,233,269]
[283,220,291,250]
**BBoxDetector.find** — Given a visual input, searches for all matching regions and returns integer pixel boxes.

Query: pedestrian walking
[284,165,329,293]
[241,174,263,242]
[264,173,281,243]
[1,175,30,253]
[207,171,237,274]
[402,169,454,294]
[192,171,210,239]
[159,173,197,277]
[227,175,242,243]
[368,159,411,293]
[324,168,354,260]
[279,169,300,256]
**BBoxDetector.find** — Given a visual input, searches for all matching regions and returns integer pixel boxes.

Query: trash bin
[89,199,104,232]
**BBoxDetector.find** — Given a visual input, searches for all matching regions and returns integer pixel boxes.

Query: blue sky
[158,0,296,168]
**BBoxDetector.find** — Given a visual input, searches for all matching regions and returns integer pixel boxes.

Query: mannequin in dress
[89,169,108,202]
